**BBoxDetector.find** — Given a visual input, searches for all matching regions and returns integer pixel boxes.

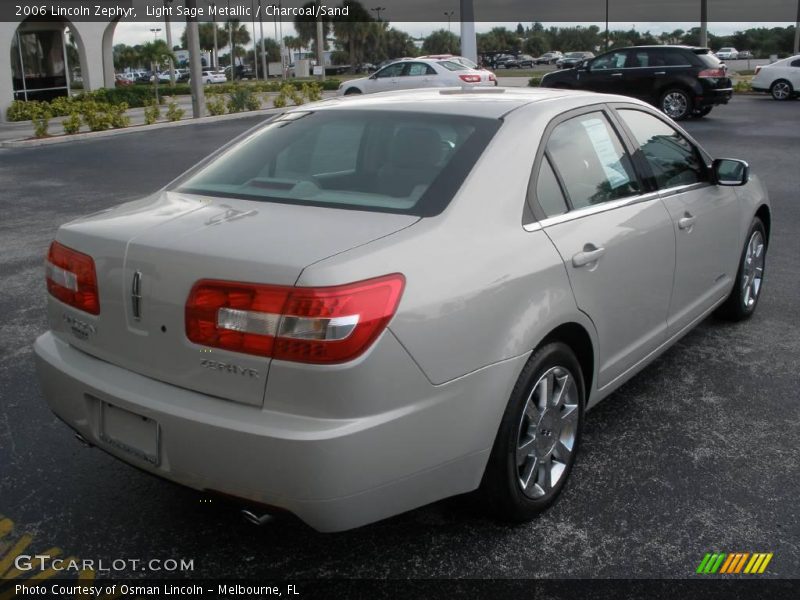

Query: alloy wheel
[516,366,579,499]
[771,81,791,100]
[741,230,765,310]
[662,92,689,119]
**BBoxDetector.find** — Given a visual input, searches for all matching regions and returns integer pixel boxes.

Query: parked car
[536,51,563,65]
[114,74,135,87]
[199,70,227,84]
[751,54,800,100]
[715,47,739,60]
[495,54,519,69]
[338,58,496,95]
[516,54,536,68]
[556,52,595,69]
[541,45,733,120]
[738,50,754,59]
[419,54,482,70]
[35,88,770,532]
[136,71,153,84]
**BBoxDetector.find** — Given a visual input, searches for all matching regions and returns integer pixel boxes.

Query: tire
[481,342,585,521]
[343,87,362,96]
[770,79,793,101]
[660,88,693,120]
[716,217,767,321]
[693,106,713,118]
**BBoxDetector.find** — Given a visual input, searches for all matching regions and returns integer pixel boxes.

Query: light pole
[251,0,259,79]
[227,0,235,80]
[150,27,162,41]
[444,11,455,35]
[794,0,799,54]
[605,0,609,50]
[163,0,175,86]
[371,6,385,22]
[316,0,325,81]
[259,0,267,78]
[210,2,219,69]
[700,0,708,49]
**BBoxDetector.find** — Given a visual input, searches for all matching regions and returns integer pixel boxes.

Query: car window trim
[524,190,663,232]
[524,103,646,226]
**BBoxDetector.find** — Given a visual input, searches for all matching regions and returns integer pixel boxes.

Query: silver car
[35,88,770,532]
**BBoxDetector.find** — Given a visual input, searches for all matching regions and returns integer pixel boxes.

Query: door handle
[611,72,623,77]
[572,246,606,267]
[678,214,697,230]
[654,71,666,75]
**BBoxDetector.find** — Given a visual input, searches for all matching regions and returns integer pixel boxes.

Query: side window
[406,63,430,77]
[546,112,640,209]
[661,50,690,66]
[617,109,707,189]
[533,157,569,218]
[590,51,628,70]
[791,59,800,68]
[630,51,649,67]
[376,63,403,78]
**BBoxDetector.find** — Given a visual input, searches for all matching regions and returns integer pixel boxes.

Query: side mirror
[713,158,749,186]
[369,73,378,80]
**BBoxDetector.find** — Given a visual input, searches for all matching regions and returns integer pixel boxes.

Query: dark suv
[540,45,733,120]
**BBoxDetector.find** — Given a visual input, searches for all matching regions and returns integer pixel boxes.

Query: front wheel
[481,342,585,521]
[343,87,362,96]
[660,88,693,120]
[716,218,767,321]
[770,79,793,101]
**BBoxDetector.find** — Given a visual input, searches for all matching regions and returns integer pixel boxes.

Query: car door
[579,50,629,94]
[620,49,668,101]
[788,58,800,87]
[615,107,741,335]
[401,62,437,89]
[535,108,676,389]
[366,62,405,93]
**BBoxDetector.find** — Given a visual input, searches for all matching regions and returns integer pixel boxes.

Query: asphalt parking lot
[0,94,798,580]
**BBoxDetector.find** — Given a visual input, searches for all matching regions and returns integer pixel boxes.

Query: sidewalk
[0,91,339,146]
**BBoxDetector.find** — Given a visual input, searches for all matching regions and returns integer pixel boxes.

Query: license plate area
[99,401,160,466]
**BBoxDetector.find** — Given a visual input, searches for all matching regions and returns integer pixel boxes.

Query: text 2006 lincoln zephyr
[35,88,770,531]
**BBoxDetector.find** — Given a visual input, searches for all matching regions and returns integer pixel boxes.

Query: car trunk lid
[50,191,418,406]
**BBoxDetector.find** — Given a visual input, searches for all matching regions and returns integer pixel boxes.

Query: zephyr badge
[131,271,143,320]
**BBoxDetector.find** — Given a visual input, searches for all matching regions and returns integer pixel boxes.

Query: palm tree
[225,19,251,79]
[332,1,375,72]
[180,23,229,68]
[138,40,176,103]
[283,35,304,63]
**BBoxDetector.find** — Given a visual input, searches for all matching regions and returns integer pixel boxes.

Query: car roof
[298,88,648,119]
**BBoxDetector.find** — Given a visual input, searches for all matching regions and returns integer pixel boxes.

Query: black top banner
[2,0,800,23]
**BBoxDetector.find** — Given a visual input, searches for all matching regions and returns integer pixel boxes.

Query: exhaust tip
[241,509,274,526]
[74,432,93,448]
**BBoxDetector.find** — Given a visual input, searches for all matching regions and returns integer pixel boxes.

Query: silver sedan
[35,88,770,531]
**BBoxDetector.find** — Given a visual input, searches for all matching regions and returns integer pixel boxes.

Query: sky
[113,20,795,49]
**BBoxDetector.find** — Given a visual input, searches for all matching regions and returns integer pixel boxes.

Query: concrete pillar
[459,0,477,64]
[0,22,16,121]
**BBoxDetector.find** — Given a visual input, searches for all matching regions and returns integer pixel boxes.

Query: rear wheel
[770,79,793,101]
[481,342,585,521]
[343,87,362,96]
[660,88,693,120]
[716,218,767,321]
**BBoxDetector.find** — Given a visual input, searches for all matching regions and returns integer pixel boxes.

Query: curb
[0,107,284,148]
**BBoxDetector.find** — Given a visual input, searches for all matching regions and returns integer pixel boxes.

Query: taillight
[698,68,726,78]
[45,241,100,315]
[754,66,762,75]
[459,74,482,83]
[488,73,497,81]
[185,274,405,364]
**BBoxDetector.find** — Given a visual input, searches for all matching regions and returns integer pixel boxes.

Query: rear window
[694,50,723,69]
[439,60,468,71]
[175,110,500,217]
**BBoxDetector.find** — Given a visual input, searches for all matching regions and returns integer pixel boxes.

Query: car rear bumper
[34,331,524,531]
[697,87,733,107]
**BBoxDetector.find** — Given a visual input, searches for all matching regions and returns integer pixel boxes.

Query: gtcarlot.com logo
[696,552,774,575]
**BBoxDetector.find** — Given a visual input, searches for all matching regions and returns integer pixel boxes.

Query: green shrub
[227,86,255,113]
[206,96,226,115]
[528,77,543,87]
[6,100,42,122]
[81,101,112,132]
[144,102,161,125]
[734,80,753,93]
[108,103,130,128]
[272,94,288,109]
[245,94,262,111]
[31,105,51,138]
[62,112,82,135]
[166,102,185,121]
[302,82,323,102]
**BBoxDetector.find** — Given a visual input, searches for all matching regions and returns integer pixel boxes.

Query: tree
[180,22,229,67]
[113,43,141,71]
[283,36,304,62]
[138,40,175,102]
[295,1,332,52]
[422,29,460,55]
[332,0,376,72]
[224,19,251,77]
[383,28,417,59]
